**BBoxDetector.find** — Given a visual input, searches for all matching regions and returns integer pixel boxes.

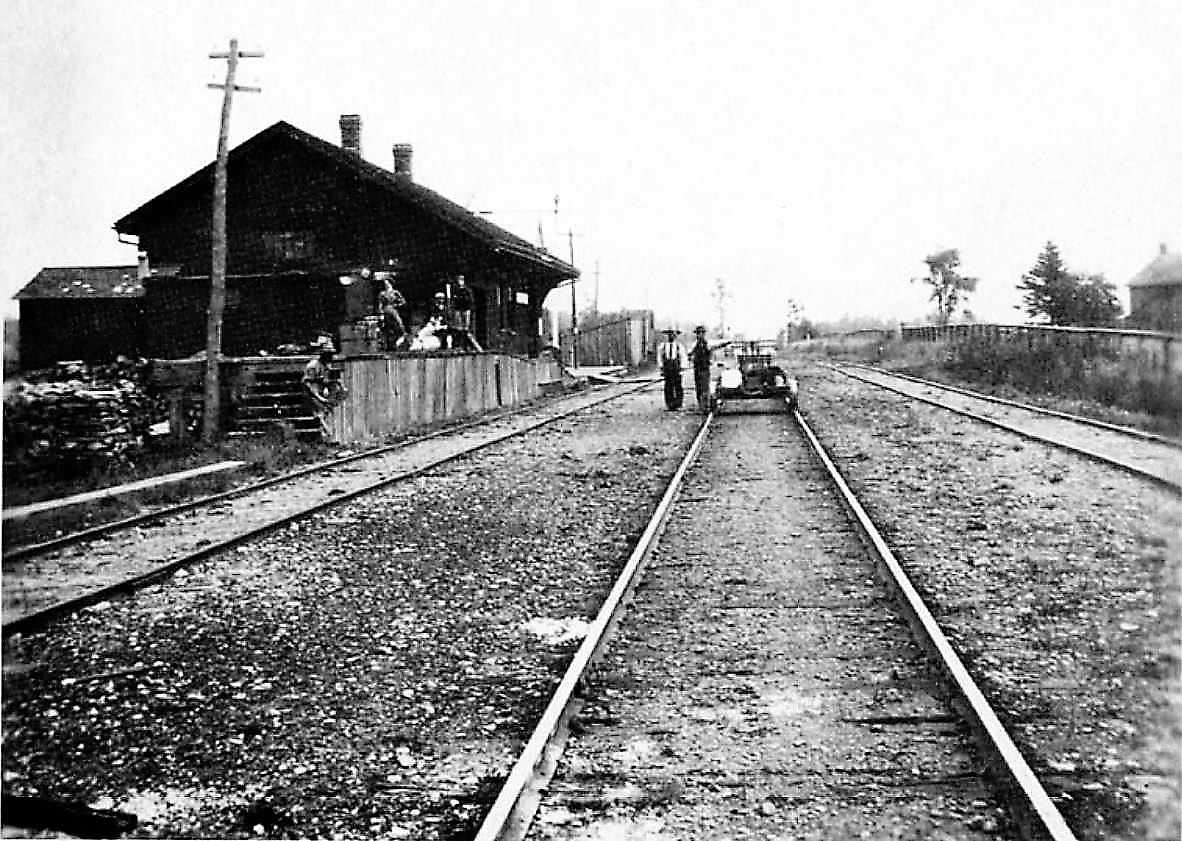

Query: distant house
[113,116,577,358]
[1128,243,1182,333]
[12,264,147,370]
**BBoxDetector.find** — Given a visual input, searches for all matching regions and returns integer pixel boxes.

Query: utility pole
[203,38,262,443]
[713,278,729,338]
[593,260,601,314]
[568,229,578,368]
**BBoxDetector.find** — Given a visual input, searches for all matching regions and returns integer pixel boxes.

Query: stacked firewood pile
[3,359,157,479]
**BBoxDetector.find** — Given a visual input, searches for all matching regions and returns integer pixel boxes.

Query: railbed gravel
[5,365,1178,840]
[799,363,1180,841]
[2,386,702,839]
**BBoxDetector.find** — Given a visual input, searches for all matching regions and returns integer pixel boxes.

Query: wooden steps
[230,370,321,438]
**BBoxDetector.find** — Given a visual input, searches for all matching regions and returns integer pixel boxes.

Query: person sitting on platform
[429,291,453,349]
[303,337,347,437]
[409,317,445,352]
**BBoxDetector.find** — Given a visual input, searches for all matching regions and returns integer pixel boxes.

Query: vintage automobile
[712,341,798,413]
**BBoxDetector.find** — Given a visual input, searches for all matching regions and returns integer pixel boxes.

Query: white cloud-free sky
[2,0,1179,336]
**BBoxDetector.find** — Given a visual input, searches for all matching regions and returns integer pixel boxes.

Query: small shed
[1128,243,1182,333]
[13,265,147,370]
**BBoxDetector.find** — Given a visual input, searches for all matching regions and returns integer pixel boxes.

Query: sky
[2,0,1180,337]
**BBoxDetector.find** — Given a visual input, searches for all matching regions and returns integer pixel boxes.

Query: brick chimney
[339,115,361,156]
[392,144,412,179]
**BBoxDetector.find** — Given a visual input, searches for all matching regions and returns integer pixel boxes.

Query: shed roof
[14,266,144,300]
[114,120,578,281]
[1129,244,1182,288]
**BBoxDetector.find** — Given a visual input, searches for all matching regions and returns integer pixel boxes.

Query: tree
[1071,273,1122,326]
[1018,242,1122,326]
[914,248,979,324]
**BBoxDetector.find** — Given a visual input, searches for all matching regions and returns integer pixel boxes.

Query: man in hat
[303,336,346,437]
[656,328,687,410]
[689,325,713,411]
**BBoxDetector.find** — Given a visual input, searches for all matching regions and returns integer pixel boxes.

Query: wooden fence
[325,351,561,444]
[901,323,1181,375]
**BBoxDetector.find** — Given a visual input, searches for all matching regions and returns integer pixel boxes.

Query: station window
[262,231,314,262]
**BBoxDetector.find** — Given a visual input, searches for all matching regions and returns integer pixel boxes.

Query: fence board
[323,352,551,444]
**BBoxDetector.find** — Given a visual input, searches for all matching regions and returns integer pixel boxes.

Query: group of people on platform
[304,271,479,436]
[378,273,477,353]
[657,325,712,412]
[307,312,715,438]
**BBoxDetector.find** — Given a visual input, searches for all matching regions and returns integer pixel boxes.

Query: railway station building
[109,116,577,360]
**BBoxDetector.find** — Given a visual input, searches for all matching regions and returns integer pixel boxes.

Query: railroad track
[1,380,654,638]
[828,363,1182,492]
[7,379,1166,838]
[4,381,654,564]
[476,400,1076,840]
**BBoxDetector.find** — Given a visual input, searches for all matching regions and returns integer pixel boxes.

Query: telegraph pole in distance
[593,260,600,314]
[568,229,577,368]
[203,38,262,443]
[714,278,729,338]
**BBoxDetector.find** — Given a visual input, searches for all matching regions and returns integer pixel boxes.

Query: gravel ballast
[3,387,701,839]
[532,410,1013,839]
[798,364,1180,840]
[4,363,1177,839]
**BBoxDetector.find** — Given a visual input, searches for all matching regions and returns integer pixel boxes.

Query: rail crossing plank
[1,461,246,522]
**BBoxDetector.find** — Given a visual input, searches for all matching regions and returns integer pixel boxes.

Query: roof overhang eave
[494,244,579,280]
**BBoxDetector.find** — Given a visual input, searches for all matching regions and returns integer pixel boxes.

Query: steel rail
[473,410,715,841]
[2,382,655,639]
[831,365,1182,495]
[3,383,645,564]
[794,405,1078,841]
[841,362,1182,448]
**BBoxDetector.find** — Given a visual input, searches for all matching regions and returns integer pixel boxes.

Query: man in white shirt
[656,328,687,410]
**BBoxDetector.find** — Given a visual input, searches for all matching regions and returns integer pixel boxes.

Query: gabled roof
[14,266,144,300]
[1129,244,1182,288]
[115,121,578,280]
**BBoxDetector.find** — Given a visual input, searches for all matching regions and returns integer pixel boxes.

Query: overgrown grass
[799,335,1177,439]
[790,333,898,362]
[833,335,1182,438]
[950,336,1182,435]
